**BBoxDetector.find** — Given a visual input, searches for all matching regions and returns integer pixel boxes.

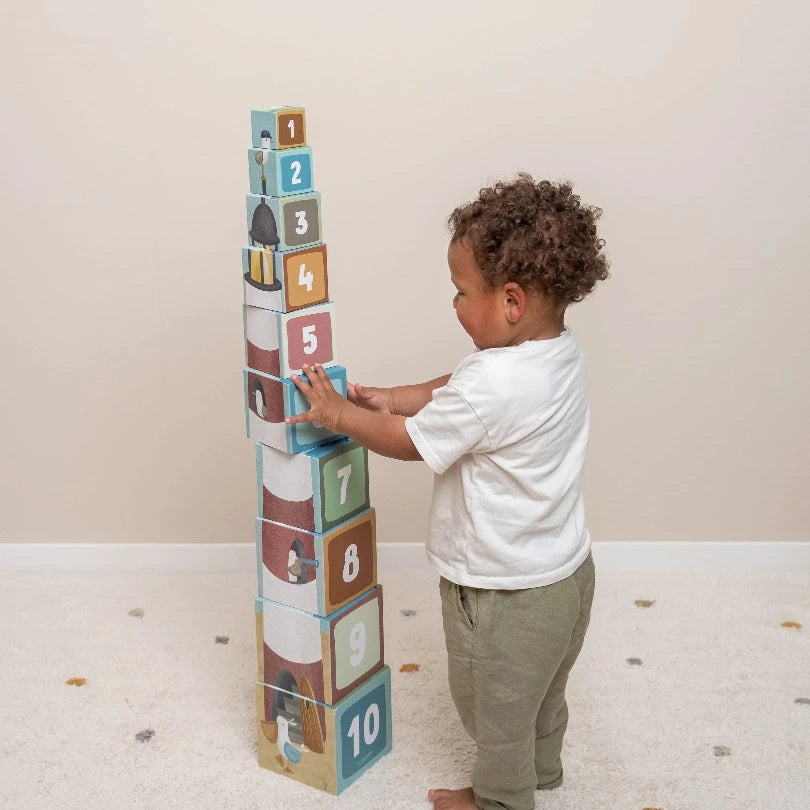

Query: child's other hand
[348,382,393,415]
[287,365,347,432]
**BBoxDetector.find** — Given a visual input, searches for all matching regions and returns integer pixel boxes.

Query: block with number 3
[257,439,369,533]
[256,509,376,617]
[247,192,322,252]
[256,585,383,707]
[256,665,391,795]
[244,302,336,379]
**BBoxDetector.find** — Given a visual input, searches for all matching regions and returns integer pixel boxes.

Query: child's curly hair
[448,174,610,304]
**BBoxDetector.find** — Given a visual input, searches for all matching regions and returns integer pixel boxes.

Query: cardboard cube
[251,107,307,150]
[247,192,321,252]
[256,509,377,617]
[257,666,392,795]
[256,439,369,533]
[248,146,313,197]
[242,244,329,313]
[256,585,384,706]
[245,366,347,454]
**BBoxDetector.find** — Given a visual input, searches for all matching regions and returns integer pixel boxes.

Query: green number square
[333,597,381,690]
[321,445,368,528]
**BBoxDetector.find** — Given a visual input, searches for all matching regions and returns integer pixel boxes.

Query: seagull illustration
[275,716,303,772]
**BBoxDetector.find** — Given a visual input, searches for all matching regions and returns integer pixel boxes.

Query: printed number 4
[298,263,314,291]
[347,704,380,757]
[295,210,308,235]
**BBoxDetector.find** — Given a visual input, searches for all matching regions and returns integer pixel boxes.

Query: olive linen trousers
[439,552,595,810]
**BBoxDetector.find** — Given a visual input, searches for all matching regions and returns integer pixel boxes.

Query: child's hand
[287,364,347,432]
[348,383,394,415]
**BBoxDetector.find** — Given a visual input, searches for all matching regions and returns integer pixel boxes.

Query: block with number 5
[256,585,383,707]
[244,302,336,379]
[257,439,369,533]
[242,244,329,313]
[256,665,391,795]
[256,509,377,617]
[247,192,322,252]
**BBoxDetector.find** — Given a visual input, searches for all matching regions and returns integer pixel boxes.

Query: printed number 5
[302,325,317,355]
[295,210,308,235]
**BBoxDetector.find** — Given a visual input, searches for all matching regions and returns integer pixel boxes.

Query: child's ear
[503,282,525,323]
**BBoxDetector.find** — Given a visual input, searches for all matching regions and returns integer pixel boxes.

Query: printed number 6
[295,210,308,235]
[302,325,317,355]
[343,543,359,583]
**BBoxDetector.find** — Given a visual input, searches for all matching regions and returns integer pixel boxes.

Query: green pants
[439,552,595,810]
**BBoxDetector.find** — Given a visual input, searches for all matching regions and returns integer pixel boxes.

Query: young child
[287,175,609,810]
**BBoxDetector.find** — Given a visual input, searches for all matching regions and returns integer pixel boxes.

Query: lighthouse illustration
[242,106,391,795]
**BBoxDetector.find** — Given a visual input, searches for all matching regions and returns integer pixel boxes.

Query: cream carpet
[1,568,808,810]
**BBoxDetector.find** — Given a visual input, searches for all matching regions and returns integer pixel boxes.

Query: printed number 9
[347,703,380,757]
[342,543,359,583]
[349,621,366,666]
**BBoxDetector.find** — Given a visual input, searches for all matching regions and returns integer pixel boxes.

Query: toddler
[288,175,609,810]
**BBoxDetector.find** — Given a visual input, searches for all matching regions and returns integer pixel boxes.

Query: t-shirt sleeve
[405,383,491,475]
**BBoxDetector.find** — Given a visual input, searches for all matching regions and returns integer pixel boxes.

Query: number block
[255,585,384,707]
[242,244,329,313]
[248,146,314,197]
[244,302,337,379]
[251,107,307,149]
[257,665,392,795]
[245,366,347,454]
[247,193,322,252]
[257,439,369,533]
[256,508,377,617]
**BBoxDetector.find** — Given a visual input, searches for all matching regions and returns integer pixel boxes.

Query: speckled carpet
[1,568,808,810]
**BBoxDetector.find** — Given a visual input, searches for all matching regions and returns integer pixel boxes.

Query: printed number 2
[343,543,359,583]
[337,464,352,505]
[347,704,380,757]
[302,325,317,355]
[295,210,308,235]
[298,263,314,291]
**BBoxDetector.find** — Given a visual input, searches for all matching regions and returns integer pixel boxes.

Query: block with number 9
[248,146,314,197]
[251,106,307,149]
[256,665,391,795]
[256,508,376,617]
[244,302,336,379]
[247,192,321,252]
[257,439,369,533]
[255,585,383,707]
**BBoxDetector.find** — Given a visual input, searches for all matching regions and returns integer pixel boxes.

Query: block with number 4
[256,585,383,707]
[257,439,369,533]
[247,192,321,252]
[244,302,336,379]
[248,146,313,197]
[256,509,376,617]
[245,366,347,454]
[242,244,329,313]
[251,106,307,150]
[257,665,391,795]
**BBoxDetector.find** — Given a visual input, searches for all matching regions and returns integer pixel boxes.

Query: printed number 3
[295,210,308,235]
[343,543,359,582]
[347,704,380,757]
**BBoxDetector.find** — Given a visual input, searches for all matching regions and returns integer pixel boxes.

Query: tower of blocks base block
[242,106,391,794]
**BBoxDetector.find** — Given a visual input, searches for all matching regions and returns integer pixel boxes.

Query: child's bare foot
[428,787,480,809]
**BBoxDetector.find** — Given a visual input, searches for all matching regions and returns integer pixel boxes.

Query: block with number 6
[242,244,329,313]
[257,665,391,795]
[247,192,322,252]
[257,439,369,533]
[256,509,376,617]
[256,585,383,707]
[244,302,336,379]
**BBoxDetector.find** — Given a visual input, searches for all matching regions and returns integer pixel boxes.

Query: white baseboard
[0,541,808,573]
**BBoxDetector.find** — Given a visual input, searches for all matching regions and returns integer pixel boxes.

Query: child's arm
[288,364,423,461]
[349,375,451,417]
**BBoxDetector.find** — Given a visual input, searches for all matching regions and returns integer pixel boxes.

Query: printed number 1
[337,464,352,505]
[347,704,380,757]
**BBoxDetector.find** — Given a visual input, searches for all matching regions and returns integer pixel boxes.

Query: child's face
[448,239,510,350]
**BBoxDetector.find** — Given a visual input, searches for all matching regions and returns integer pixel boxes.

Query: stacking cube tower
[243,106,391,795]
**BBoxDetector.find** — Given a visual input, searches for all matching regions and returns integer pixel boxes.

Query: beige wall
[2,1,808,544]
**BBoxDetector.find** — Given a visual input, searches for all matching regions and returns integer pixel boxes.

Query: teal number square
[320,445,368,529]
[280,152,312,195]
[333,597,381,690]
[340,683,388,779]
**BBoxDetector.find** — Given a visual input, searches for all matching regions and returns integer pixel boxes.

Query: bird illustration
[275,716,303,772]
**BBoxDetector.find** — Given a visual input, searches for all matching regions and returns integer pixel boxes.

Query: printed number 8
[343,543,359,583]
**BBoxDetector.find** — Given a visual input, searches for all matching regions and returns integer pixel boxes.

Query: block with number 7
[242,244,329,313]
[256,509,377,618]
[257,439,369,534]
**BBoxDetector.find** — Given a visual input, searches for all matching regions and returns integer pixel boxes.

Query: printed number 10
[347,703,380,757]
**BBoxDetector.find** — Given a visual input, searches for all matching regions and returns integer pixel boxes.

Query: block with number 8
[257,439,369,534]
[256,665,391,795]
[247,192,322,253]
[248,146,314,197]
[256,584,383,707]
[244,302,336,379]
[256,508,376,617]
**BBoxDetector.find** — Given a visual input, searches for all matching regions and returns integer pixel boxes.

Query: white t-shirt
[405,328,591,589]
